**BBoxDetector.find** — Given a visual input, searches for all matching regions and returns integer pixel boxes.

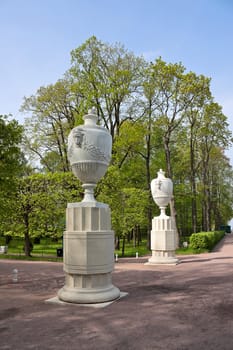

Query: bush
[190,233,209,250]
[190,231,225,251]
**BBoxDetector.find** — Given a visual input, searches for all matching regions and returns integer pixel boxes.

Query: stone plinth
[58,202,120,304]
[147,215,179,265]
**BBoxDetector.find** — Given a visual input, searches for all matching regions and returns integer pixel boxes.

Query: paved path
[0,234,233,350]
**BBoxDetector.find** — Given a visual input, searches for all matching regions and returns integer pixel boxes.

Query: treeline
[1,36,233,255]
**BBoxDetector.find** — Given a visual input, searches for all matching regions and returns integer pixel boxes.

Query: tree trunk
[147,203,152,249]
[133,227,136,248]
[191,195,197,233]
[206,187,211,231]
[145,103,152,249]
[137,225,141,246]
[23,211,32,256]
[164,135,179,246]
[121,236,125,257]
[202,157,211,231]
[24,231,32,257]
[190,136,197,233]
[115,235,120,250]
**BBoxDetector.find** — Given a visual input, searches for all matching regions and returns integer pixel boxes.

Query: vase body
[151,169,173,209]
[68,109,112,189]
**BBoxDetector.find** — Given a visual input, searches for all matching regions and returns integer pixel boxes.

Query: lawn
[115,239,150,258]
[0,237,63,260]
[0,236,208,261]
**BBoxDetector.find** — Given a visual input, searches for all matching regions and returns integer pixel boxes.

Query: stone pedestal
[58,201,120,304]
[147,214,179,265]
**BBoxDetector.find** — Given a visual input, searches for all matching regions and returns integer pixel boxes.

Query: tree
[97,166,148,255]
[197,102,232,230]
[142,58,189,241]
[21,79,83,172]
[69,36,145,139]
[19,37,233,245]
[175,101,233,234]
[11,172,82,256]
[209,150,233,229]
[179,73,212,232]
[0,115,24,229]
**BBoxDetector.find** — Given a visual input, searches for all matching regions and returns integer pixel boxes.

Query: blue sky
[1,0,233,164]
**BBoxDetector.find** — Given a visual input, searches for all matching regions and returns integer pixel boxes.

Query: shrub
[190,231,225,251]
[190,233,209,250]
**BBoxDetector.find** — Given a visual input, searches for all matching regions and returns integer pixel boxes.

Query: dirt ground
[0,234,233,350]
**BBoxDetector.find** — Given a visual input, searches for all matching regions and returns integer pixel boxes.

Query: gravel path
[0,234,233,349]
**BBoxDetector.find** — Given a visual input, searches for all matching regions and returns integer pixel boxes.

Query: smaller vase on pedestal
[147,169,179,265]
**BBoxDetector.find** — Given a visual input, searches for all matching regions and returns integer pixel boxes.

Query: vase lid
[157,169,165,178]
[83,107,98,126]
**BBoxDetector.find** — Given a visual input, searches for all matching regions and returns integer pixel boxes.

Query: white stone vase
[68,107,112,202]
[151,169,173,216]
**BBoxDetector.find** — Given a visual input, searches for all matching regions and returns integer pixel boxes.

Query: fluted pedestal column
[147,214,179,265]
[58,201,120,304]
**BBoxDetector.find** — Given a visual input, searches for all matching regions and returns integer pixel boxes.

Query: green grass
[115,240,209,258]
[32,241,63,256]
[115,239,150,258]
[175,247,209,255]
[0,236,209,261]
[0,254,62,262]
[0,238,62,258]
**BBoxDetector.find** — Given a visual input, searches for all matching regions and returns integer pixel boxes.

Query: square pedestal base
[46,292,128,308]
[146,250,179,265]
[58,202,121,304]
[148,215,179,265]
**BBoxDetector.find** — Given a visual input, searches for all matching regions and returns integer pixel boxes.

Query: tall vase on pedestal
[58,108,120,304]
[147,169,179,265]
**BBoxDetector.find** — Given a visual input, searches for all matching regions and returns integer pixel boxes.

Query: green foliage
[17,172,82,236]
[69,36,146,139]
[190,231,225,251]
[0,172,82,256]
[17,36,233,240]
[97,165,148,238]
[0,115,24,234]
[21,79,82,172]
[0,115,23,179]
[189,233,209,250]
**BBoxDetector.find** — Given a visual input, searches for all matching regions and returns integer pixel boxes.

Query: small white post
[12,269,18,282]
[136,252,138,259]
[115,254,118,262]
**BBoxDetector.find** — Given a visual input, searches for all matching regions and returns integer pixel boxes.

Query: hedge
[189,231,225,251]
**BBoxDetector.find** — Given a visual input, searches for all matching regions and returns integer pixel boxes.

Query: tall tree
[97,165,148,255]
[12,172,82,256]
[69,36,145,139]
[198,102,232,230]
[0,115,23,226]
[21,79,83,172]
[209,150,233,229]
[143,58,189,240]
[182,73,212,232]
